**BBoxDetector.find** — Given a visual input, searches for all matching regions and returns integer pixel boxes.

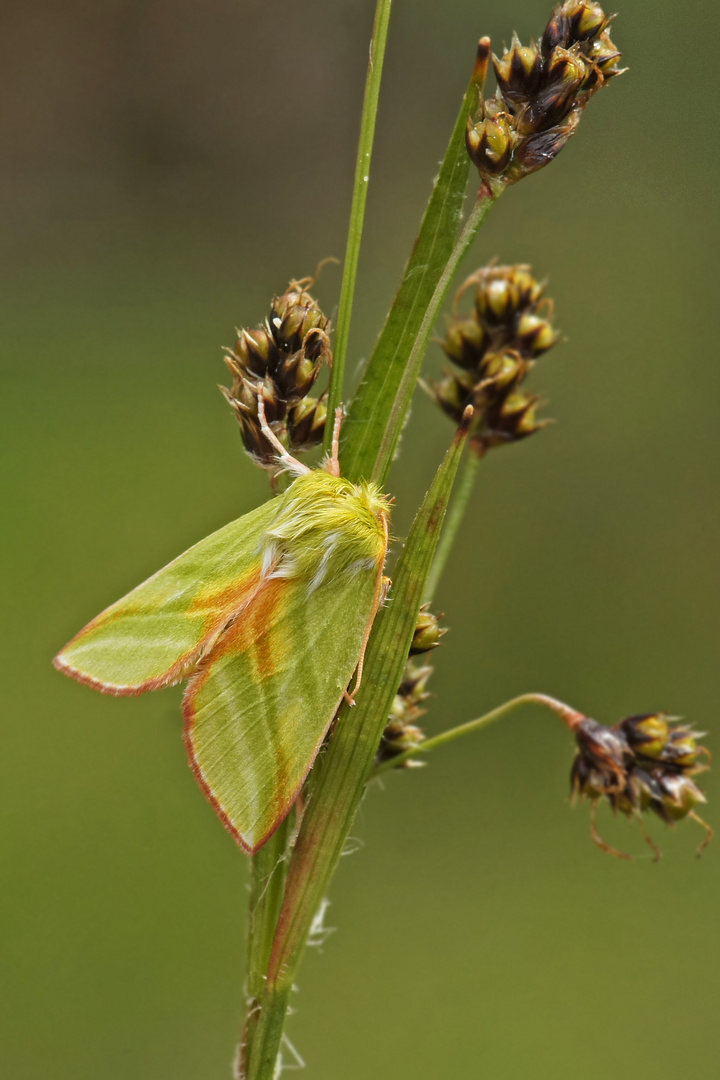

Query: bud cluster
[221,278,331,470]
[430,264,559,453]
[376,606,445,769]
[467,3,624,189]
[571,713,712,858]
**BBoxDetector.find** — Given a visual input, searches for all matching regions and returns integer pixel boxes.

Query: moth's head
[351,478,391,524]
[265,470,390,579]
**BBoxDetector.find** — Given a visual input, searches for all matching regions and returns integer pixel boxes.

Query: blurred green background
[2,1,718,1077]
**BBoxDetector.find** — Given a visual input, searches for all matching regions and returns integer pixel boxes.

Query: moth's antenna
[256,389,311,476]
[326,407,343,478]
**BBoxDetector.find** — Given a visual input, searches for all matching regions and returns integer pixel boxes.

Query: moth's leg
[346,524,390,703]
[256,390,311,476]
[325,407,343,478]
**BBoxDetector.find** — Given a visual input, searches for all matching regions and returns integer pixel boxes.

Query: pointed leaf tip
[459,404,474,433]
[473,38,492,91]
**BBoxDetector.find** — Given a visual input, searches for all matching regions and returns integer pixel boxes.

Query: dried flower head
[428,263,559,453]
[221,277,332,471]
[467,2,624,190]
[570,712,712,860]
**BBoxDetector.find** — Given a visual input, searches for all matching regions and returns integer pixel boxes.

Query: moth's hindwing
[183,560,381,851]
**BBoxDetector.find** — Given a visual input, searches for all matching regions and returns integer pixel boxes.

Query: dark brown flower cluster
[430,264,559,453]
[376,607,445,769]
[221,278,331,471]
[571,713,712,860]
[467,2,624,190]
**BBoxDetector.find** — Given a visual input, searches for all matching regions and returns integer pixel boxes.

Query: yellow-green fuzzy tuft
[262,471,390,587]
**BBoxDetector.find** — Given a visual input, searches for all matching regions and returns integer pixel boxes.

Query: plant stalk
[424,440,483,603]
[236,814,292,1078]
[323,0,393,451]
[372,692,585,776]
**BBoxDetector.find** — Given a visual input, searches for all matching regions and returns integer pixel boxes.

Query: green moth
[54,411,390,853]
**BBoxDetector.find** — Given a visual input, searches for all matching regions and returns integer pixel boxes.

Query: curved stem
[323,0,393,452]
[424,441,483,603]
[372,692,585,776]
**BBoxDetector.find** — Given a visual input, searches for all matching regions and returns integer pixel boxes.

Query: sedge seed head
[221,277,333,473]
[570,713,712,859]
[468,2,623,186]
[430,264,559,453]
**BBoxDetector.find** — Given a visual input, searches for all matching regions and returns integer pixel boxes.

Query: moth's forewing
[182,558,382,852]
[53,499,279,695]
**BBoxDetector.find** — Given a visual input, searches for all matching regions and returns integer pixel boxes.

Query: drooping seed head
[568,710,711,858]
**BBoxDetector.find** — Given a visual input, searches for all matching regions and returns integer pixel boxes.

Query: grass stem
[323,0,393,451]
[237,815,292,1077]
[372,692,585,776]
[425,441,483,603]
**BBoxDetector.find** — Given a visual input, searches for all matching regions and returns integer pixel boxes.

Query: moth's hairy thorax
[260,471,390,589]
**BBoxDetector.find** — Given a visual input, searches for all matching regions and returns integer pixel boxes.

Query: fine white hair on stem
[273,1034,306,1076]
[306,897,336,950]
[341,836,364,857]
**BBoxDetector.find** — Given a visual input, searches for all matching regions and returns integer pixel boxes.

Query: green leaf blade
[341,78,477,484]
